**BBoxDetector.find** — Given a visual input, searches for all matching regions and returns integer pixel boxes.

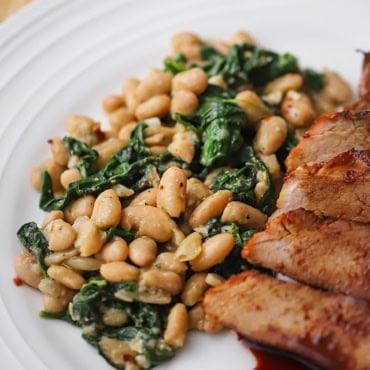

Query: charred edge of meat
[358,51,370,102]
[300,109,370,140]
[286,148,370,177]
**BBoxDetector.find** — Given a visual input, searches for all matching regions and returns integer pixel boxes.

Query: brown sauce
[249,346,314,370]
[239,336,322,370]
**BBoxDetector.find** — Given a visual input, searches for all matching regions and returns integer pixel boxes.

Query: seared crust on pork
[359,52,370,102]
[277,149,370,223]
[285,110,370,172]
[351,51,370,110]
[204,271,370,370]
[242,208,370,300]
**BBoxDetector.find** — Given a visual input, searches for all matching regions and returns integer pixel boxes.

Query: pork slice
[285,110,370,172]
[242,208,370,300]
[351,51,370,110]
[204,270,370,370]
[277,149,370,223]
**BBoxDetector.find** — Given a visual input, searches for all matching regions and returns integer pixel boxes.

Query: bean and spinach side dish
[14,30,352,370]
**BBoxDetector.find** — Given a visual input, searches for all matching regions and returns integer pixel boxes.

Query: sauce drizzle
[249,346,314,370]
[239,336,322,370]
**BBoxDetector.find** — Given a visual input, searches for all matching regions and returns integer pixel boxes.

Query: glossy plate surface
[0,0,368,369]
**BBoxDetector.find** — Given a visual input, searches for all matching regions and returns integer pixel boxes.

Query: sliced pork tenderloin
[285,110,370,172]
[204,270,370,370]
[242,208,370,300]
[277,149,370,223]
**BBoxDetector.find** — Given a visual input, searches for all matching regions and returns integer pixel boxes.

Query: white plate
[0,0,368,369]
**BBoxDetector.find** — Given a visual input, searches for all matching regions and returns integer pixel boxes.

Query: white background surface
[0,0,369,369]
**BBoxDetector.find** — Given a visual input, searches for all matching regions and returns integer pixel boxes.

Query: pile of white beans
[14,30,352,351]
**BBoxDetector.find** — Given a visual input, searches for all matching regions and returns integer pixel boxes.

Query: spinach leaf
[63,136,98,178]
[303,68,325,92]
[69,280,136,326]
[201,118,242,167]
[163,53,187,74]
[205,146,274,213]
[16,222,51,277]
[105,227,134,243]
[39,123,161,211]
[40,309,74,324]
[201,44,250,86]
[197,219,259,278]
[276,130,299,169]
[198,219,275,278]
[210,166,257,206]
[241,146,274,214]
[200,43,299,88]
[68,279,175,369]
[69,279,110,326]
[211,228,259,278]
[174,97,246,167]
[249,50,299,86]
[198,84,235,101]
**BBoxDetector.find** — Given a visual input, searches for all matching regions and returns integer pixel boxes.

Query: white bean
[322,69,352,104]
[136,69,173,102]
[189,190,232,229]
[100,261,140,282]
[253,116,287,155]
[181,272,208,306]
[91,189,122,229]
[156,166,187,217]
[60,168,82,189]
[44,219,77,252]
[93,138,125,169]
[172,68,208,95]
[190,233,235,271]
[64,195,95,224]
[74,218,105,257]
[264,73,303,94]
[14,253,42,289]
[99,237,129,262]
[43,288,76,313]
[47,265,86,290]
[229,30,256,45]
[128,236,157,267]
[175,232,202,262]
[135,95,171,120]
[221,201,267,229]
[49,137,69,166]
[102,94,125,114]
[64,257,102,271]
[108,108,135,134]
[65,115,100,146]
[235,90,270,123]
[154,252,187,275]
[164,303,188,348]
[140,270,183,295]
[170,89,199,115]
[129,187,158,207]
[41,210,64,229]
[281,90,315,127]
[121,205,173,242]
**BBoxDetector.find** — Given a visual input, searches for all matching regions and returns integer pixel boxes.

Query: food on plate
[352,51,370,110]
[277,149,370,223]
[204,270,370,370]
[285,51,370,173]
[242,208,370,300]
[285,110,370,172]
[13,30,353,370]
[204,52,370,369]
